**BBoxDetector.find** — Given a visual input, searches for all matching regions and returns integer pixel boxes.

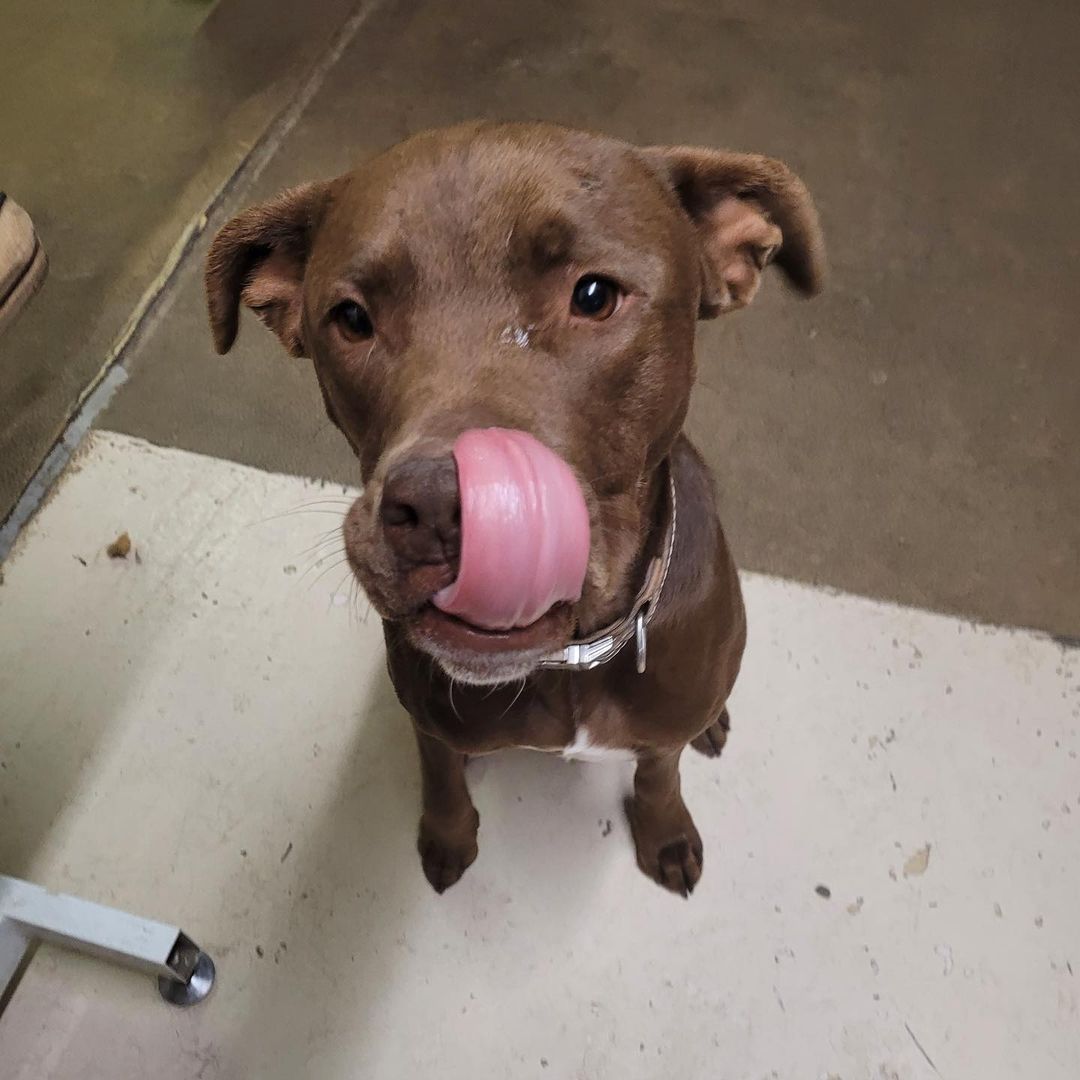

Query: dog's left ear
[645,146,825,317]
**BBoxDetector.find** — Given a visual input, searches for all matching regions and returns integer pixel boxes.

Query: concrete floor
[96,0,1080,637]
[0,0,363,525]
[1,432,1077,1079]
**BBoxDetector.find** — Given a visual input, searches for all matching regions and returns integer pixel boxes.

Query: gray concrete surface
[0,0,363,523]
[100,0,1080,637]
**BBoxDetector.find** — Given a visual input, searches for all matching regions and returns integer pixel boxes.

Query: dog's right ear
[205,182,331,357]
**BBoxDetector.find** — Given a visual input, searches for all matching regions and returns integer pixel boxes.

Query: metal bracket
[0,874,215,1014]
[635,604,649,674]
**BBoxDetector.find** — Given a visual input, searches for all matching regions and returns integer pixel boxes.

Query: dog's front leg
[625,748,703,896]
[413,723,480,893]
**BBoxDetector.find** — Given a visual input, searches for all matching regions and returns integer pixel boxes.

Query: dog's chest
[552,676,639,762]
[440,671,640,761]
[559,726,637,763]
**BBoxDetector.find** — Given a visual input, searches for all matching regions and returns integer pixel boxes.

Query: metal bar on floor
[0,874,214,1012]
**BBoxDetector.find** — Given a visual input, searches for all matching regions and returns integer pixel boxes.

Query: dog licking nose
[205,121,826,893]
[432,428,590,631]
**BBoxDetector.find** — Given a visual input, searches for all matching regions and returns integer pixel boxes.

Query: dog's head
[206,122,824,684]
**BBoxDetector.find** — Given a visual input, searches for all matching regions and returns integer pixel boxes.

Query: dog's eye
[570,275,620,320]
[332,300,373,341]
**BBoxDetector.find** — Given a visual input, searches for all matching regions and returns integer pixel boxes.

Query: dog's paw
[624,797,704,897]
[417,811,479,894]
[655,837,704,897]
[690,707,730,759]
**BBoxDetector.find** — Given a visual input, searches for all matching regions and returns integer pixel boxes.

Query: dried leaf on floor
[106,531,132,558]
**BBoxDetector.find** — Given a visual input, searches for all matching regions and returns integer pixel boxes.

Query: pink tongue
[433,428,590,631]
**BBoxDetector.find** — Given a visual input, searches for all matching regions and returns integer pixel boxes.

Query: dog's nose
[380,455,461,566]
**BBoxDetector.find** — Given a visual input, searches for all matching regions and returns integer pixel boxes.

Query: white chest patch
[561,728,637,763]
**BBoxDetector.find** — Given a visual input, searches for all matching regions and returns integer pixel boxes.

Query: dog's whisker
[293,529,343,561]
[348,575,366,630]
[497,677,528,722]
[299,538,346,557]
[326,567,355,614]
[302,519,347,538]
[448,677,464,723]
[293,530,346,561]
[290,497,355,508]
[351,579,373,627]
[307,556,352,594]
[343,574,355,628]
[252,498,351,525]
[304,548,345,571]
[251,508,351,529]
[356,578,369,630]
[305,553,347,583]
[296,548,347,584]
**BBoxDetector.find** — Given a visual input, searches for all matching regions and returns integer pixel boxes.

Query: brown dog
[206,122,824,896]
